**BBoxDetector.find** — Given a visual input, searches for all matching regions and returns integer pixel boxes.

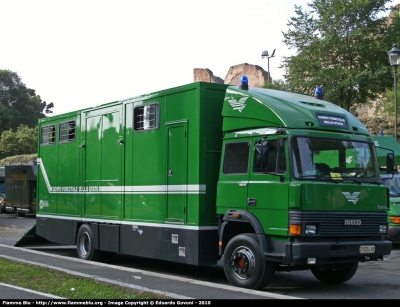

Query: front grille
[289,211,387,237]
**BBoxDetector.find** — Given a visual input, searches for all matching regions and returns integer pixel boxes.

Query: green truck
[373,135,400,243]
[35,77,392,289]
[4,164,37,216]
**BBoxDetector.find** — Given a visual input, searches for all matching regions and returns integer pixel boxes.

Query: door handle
[247,198,256,206]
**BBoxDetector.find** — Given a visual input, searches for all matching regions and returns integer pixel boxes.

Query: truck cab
[373,135,400,243]
[217,81,391,289]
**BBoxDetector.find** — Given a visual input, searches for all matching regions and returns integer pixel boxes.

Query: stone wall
[194,63,270,87]
[192,68,224,84]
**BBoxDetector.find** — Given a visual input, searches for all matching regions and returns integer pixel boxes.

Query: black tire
[311,262,358,284]
[76,224,100,261]
[223,233,275,290]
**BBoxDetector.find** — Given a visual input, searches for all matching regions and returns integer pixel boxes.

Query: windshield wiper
[298,175,340,183]
[359,178,381,185]
[341,178,362,185]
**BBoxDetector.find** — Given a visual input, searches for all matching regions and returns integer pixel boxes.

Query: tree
[378,78,400,117]
[0,125,37,156]
[281,0,400,111]
[262,79,291,91]
[0,69,54,134]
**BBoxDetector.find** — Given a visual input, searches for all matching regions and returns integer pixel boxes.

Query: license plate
[360,245,375,253]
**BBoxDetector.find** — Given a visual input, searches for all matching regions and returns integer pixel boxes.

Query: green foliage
[0,124,37,156]
[0,69,54,135]
[281,0,400,111]
[378,77,400,117]
[262,79,291,91]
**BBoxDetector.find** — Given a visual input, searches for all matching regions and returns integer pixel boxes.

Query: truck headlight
[305,224,317,235]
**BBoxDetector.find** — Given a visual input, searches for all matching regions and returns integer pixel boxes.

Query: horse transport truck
[34,77,392,289]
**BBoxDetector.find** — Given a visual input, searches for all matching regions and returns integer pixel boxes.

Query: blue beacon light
[239,75,249,90]
[314,86,323,100]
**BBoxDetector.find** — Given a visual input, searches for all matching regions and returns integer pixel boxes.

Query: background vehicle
[32,77,392,290]
[374,135,400,243]
[4,164,37,216]
[0,167,5,213]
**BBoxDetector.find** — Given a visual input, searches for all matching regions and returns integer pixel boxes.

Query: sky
[0,0,374,116]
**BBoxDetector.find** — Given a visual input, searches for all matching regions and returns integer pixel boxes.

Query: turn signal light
[290,224,301,235]
[390,216,400,224]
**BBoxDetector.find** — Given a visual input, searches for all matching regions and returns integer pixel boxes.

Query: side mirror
[387,152,395,175]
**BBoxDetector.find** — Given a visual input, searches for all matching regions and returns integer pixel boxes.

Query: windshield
[292,137,380,182]
[382,174,400,196]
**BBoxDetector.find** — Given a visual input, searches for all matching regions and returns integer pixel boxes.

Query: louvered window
[40,125,56,146]
[59,121,76,143]
[134,103,159,131]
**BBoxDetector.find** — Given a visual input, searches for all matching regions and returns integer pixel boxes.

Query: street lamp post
[388,44,400,142]
[261,49,275,84]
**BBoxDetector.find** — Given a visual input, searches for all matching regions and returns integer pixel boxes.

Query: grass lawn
[0,257,170,299]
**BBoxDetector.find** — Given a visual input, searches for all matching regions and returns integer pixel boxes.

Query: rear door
[165,121,187,223]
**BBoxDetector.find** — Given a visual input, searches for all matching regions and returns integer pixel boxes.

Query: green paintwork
[37,82,228,227]
[373,135,400,166]
[372,136,400,240]
[222,87,369,134]
[36,80,389,256]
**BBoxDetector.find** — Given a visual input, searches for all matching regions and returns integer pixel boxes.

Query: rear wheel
[311,262,358,284]
[76,224,101,261]
[223,233,275,289]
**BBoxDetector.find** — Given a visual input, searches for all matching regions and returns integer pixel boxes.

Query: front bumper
[289,240,392,265]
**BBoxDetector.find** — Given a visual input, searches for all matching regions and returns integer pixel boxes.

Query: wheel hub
[230,246,256,279]
[79,232,90,256]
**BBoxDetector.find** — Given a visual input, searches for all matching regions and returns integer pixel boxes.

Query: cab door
[216,140,251,211]
[247,136,289,236]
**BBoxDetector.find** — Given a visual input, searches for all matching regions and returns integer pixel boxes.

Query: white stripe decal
[37,158,52,192]
[37,158,206,195]
[36,214,218,231]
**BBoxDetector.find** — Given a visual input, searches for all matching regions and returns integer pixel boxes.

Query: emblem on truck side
[346,156,353,164]
[39,200,49,209]
[342,192,360,204]
[228,97,248,112]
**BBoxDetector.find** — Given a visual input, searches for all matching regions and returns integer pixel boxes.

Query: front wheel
[311,262,358,284]
[223,234,275,290]
[76,224,101,261]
